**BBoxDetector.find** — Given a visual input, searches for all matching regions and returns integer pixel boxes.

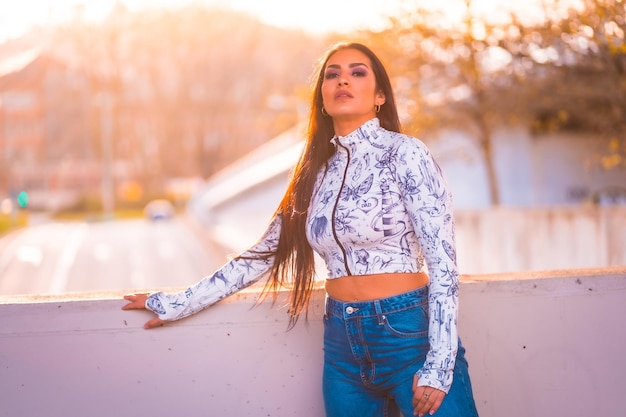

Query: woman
[123,42,479,417]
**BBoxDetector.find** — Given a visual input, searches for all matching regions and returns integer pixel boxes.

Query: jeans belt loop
[374,300,385,325]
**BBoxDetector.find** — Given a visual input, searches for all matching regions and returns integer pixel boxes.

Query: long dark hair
[262,42,401,328]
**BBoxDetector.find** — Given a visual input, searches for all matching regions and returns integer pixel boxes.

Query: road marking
[130,270,145,289]
[93,243,112,261]
[157,240,175,259]
[16,245,43,265]
[129,247,146,289]
[0,231,28,277]
[49,223,88,294]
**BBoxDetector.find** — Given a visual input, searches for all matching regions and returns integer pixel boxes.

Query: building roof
[0,47,40,78]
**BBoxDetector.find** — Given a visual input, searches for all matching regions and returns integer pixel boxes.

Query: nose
[338,78,348,86]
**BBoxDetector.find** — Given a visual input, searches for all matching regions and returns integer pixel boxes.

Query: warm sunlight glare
[0,0,584,42]
[426,0,584,26]
[0,0,398,42]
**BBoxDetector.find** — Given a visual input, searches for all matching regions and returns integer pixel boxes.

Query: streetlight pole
[99,92,114,218]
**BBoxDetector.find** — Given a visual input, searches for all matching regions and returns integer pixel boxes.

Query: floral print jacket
[146,118,459,392]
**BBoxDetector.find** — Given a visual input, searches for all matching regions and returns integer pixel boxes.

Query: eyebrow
[326,62,370,70]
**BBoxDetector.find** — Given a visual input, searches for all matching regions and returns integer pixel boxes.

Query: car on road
[591,186,626,206]
[143,199,175,221]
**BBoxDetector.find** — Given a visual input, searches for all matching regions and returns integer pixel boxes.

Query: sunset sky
[0,0,581,43]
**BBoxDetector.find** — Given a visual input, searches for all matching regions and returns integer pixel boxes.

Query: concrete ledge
[1,268,625,417]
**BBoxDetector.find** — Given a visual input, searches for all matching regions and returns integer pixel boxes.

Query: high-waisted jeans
[323,286,479,417]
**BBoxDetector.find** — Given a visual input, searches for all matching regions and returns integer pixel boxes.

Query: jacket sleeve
[397,138,459,394]
[145,214,282,321]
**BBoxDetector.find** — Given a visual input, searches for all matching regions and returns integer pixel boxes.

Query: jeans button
[346,306,354,314]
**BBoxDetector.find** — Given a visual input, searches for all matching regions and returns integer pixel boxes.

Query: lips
[335,89,353,99]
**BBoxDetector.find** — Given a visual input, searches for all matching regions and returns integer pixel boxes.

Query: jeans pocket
[382,304,429,338]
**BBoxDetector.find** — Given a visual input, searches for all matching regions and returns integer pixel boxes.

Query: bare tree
[364,0,626,206]
[38,5,327,203]
[491,0,626,174]
[374,0,507,205]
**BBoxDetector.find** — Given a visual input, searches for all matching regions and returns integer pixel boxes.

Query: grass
[0,209,149,237]
[0,194,182,237]
[52,209,145,222]
[0,211,28,236]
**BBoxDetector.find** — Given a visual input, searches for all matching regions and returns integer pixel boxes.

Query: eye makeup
[324,63,370,79]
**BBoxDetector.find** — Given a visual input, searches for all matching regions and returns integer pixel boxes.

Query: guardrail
[1,266,625,417]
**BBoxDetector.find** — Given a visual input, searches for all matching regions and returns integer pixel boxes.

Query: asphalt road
[0,216,229,296]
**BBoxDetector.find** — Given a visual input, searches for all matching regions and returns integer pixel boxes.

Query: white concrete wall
[428,127,626,208]
[192,182,626,275]
[188,132,626,276]
[1,267,625,417]
[454,206,626,273]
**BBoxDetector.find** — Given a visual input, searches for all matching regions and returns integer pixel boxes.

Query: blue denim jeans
[323,287,479,417]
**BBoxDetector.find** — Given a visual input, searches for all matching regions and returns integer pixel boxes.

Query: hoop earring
[375,104,381,113]
[321,107,329,116]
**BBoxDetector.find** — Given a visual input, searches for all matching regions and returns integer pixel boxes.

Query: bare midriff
[325,272,429,302]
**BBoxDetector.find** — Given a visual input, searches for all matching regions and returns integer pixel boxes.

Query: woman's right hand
[122,293,165,329]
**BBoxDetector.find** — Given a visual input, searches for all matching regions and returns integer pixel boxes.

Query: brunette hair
[261,42,401,328]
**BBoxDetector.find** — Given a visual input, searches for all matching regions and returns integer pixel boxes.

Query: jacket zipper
[332,142,353,276]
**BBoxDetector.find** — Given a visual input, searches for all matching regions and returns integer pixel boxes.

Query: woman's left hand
[122,293,165,329]
[412,375,445,416]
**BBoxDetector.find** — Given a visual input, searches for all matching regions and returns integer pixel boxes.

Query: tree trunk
[478,117,500,206]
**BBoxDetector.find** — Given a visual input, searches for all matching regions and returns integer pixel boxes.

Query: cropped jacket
[145,118,460,392]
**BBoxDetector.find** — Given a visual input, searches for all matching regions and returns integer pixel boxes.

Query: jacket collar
[330,118,380,147]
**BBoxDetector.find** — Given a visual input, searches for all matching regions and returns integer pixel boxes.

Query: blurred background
[0,0,625,296]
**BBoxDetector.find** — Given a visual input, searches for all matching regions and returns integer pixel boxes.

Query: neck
[332,114,376,137]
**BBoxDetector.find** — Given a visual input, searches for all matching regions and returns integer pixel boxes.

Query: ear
[375,91,386,106]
